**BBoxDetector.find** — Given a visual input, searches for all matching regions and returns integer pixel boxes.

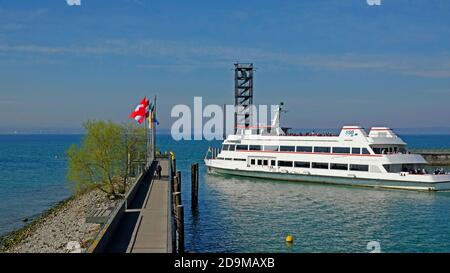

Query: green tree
[67,120,146,197]
[121,123,146,193]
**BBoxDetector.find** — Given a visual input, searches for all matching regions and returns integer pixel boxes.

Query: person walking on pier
[156,164,162,179]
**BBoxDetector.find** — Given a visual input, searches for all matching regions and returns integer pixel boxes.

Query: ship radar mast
[271,102,286,136]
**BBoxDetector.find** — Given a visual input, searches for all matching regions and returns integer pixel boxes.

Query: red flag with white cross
[129,97,149,124]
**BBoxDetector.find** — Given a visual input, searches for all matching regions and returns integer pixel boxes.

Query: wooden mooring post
[173,192,181,207]
[191,163,199,207]
[172,158,177,177]
[173,171,181,193]
[176,205,184,253]
[172,170,184,253]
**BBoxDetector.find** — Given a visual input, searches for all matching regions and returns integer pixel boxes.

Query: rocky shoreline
[1,189,119,253]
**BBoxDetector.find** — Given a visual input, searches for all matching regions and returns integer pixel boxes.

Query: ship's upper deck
[228,125,406,147]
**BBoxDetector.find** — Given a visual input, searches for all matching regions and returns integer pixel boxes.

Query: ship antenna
[279,101,285,115]
[271,102,285,129]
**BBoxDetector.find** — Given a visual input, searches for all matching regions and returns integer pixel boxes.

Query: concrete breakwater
[413,149,450,166]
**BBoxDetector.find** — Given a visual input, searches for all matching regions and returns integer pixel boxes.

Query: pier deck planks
[129,159,171,253]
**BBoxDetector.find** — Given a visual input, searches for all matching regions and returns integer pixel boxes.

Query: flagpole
[149,96,152,163]
[153,95,157,160]
[129,97,150,169]
[144,98,149,168]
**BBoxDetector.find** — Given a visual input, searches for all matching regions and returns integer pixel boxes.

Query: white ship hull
[204,107,450,192]
[206,162,450,191]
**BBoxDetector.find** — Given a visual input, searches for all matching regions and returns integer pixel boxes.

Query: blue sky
[1,0,450,132]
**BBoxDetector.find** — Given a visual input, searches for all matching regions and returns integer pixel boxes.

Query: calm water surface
[1,134,450,252]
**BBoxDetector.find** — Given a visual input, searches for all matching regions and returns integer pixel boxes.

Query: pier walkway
[127,160,171,253]
[88,157,176,253]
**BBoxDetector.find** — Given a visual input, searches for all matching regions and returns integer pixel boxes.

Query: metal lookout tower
[234,63,254,133]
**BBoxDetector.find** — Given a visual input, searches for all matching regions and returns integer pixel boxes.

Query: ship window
[217,157,224,160]
[224,158,232,160]
[295,161,310,168]
[234,158,246,161]
[222,144,229,151]
[249,145,262,151]
[278,161,293,167]
[250,159,255,165]
[296,146,313,152]
[264,145,279,151]
[236,145,248,151]
[263,160,268,166]
[332,147,350,154]
[372,148,381,154]
[330,163,348,170]
[271,160,276,166]
[229,145,236,151]
[257,159,263,165]
[312,162,329,169]
[362,148,370,154]
[314,147,331,153]
[351,148,361,154]
[280,146,295,152]
[350,164,369,172]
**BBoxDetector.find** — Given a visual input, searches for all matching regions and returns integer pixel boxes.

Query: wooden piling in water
[172,174,177,193]
[173,192,181,207]
[173,158,177,177]
[171,167,185,253]
[176,205,184,253]
[173,173,181,193]
[191,163,199,207]
[177,171,181,187]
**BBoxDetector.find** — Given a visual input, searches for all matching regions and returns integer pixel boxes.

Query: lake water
[1,134,450,252]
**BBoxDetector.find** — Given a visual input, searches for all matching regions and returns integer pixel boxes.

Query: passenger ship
[205,104,450,191]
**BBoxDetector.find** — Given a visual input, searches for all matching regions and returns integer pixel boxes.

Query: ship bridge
[368,127,397,138]
[367,127,408,154]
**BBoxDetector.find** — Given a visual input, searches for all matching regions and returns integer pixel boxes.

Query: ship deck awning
[368,137,406,145]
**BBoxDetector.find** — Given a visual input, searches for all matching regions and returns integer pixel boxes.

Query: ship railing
[205,147,220,160]
[286,132,339,137]
[400,168,448,176]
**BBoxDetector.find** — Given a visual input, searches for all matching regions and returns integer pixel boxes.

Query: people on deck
[432,168,447,175]
[156,164,162,179]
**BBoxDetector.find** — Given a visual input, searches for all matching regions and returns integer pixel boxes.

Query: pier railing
[87,198,126,253]
[167,153,176,252]
[87,157,179,253]
[87,162,156,253]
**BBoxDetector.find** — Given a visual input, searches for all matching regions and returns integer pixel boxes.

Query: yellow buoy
[285,235,294,243]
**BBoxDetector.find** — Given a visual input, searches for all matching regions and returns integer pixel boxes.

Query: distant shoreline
[2,129,450,136]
